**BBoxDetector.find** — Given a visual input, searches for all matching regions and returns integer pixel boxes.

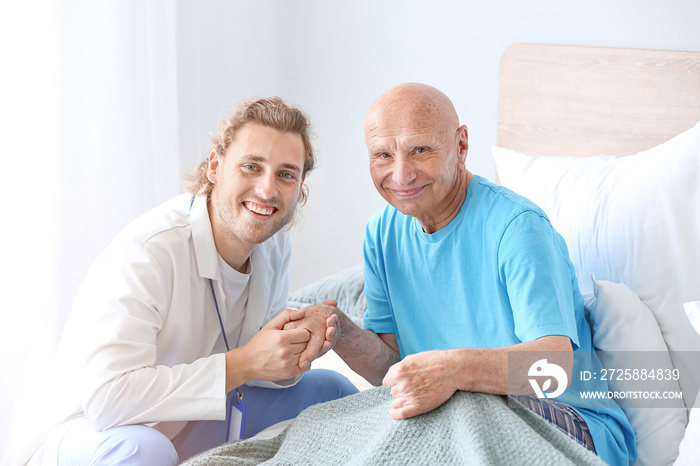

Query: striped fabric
[511,395,597,454]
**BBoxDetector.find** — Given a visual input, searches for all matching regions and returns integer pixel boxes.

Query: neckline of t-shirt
[218,254,252,283]
[411,175,482,243]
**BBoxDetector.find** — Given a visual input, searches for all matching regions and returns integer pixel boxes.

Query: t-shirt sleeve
[498,211,580,349]
[361,218,397,335]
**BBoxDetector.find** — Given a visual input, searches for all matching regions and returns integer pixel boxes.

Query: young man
[15,97,356,465]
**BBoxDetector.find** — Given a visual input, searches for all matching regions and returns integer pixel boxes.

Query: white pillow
[493,120,700,409]
[648,300,700,412]
[674,311,700,466]
[683,301,700,335]
[589,279,687,466]
[674,405,700,466]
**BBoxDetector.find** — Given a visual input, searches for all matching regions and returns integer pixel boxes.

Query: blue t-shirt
[363,176,636,466]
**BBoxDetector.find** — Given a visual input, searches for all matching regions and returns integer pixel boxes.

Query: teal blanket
[183,386,606,466]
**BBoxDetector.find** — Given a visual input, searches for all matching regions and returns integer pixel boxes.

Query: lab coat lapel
[238,242,274,346]
[189,195,227,352]
[190,195,219,281]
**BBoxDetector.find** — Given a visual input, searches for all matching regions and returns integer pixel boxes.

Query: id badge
[226,389,247,441]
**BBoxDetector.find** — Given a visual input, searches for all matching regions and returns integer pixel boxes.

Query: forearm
[382,335,572,419]
[332,312,399,386]
[84,355,226,430]
[449,335,573,395]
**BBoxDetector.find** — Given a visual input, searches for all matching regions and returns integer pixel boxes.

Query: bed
[187,44,700,465]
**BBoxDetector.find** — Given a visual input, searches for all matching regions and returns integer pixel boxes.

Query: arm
[81,238,310,430]
[80,241,225,430]
[382,335,572,419]
[331,313,400,386]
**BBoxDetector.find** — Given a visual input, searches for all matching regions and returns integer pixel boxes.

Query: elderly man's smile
[390,185,426,198]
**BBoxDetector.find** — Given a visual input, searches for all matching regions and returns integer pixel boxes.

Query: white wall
[185,0,700,293]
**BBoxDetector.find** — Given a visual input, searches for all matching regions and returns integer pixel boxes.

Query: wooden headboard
[497,43,700,157]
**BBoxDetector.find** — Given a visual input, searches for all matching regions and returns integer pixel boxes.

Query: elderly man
[308,83,634,465]
[13,97,356,466]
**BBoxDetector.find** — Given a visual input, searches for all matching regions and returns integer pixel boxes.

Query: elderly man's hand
[382,350,458,420]
[282,300,340,370]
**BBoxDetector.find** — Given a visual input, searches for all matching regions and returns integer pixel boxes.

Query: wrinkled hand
[239,308,312,382]
[283,300,340,369]
[382,350,458,420]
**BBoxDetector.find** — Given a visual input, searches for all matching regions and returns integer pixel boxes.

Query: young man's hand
[226,308,311,391]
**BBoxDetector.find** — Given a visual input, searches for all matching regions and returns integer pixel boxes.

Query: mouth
[390,185,426,198]
[243,200,278,217]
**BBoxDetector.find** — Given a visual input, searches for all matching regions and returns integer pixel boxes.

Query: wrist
[333,312,359,353]
[439,348,470,391]
[225,347,250,393]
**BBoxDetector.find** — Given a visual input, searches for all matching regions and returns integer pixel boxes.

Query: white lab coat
[12,194,294,465]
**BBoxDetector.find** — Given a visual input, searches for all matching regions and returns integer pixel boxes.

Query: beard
[216,193,296,245]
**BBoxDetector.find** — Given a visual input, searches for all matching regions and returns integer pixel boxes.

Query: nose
[391,156,416,187]
[255,172,278,200]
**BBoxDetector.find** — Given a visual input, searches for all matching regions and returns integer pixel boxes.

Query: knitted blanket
[182,386,606,466]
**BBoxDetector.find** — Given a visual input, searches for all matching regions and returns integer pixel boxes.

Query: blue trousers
[57,369,357,465]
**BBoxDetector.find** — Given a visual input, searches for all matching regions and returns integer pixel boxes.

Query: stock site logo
[528,359,568,399]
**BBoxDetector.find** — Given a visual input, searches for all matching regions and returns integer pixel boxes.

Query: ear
[456,125,469,163]
[207,151,219,184]
[298,175,306,197]
[295,175,308,206]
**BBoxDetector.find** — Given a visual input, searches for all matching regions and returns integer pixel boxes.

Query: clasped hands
[238,300,340,383]
[282,299,341,370]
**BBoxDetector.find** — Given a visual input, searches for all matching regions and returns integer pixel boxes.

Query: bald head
[364,83,460,138]
[363,83,471,233]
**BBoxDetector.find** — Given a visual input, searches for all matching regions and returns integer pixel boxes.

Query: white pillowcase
[683,301,700,335]
[588,279,687,466]
[647,300,700,413]
[493,120,700,410]
[674,306,700,466]
[675,405,700,466]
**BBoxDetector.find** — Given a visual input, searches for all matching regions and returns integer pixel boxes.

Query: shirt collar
[190,195,220,280]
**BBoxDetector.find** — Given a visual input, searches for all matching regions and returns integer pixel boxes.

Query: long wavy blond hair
[184,97,316,205]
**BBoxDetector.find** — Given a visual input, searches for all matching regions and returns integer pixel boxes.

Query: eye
[377,152,391,159]
[242,164,257,171]
[279,172,295,180]
[415,147,428,154]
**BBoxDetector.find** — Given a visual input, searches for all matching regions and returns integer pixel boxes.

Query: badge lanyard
[210,277,247,441]
[193,196,247,440]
